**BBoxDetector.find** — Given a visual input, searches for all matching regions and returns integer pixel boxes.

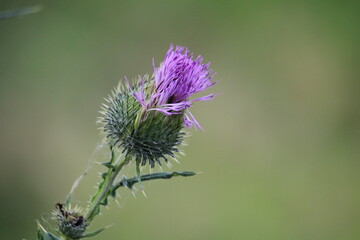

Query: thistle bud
[54,203,88,239]
[100,75,185,167]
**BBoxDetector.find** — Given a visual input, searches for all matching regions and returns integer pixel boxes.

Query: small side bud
[53,203,88,239]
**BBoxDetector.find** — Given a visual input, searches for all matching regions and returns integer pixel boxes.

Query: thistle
[36,44,217,240]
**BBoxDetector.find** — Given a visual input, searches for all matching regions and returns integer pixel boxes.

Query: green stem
[85,150,130,221]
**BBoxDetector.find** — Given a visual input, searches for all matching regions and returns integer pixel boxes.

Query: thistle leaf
[111,170,196,194]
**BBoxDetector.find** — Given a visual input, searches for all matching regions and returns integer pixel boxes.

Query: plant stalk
[85,151,130,221]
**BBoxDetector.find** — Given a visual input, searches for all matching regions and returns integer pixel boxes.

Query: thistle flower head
[100,45,217,167]
[134,44,217,129]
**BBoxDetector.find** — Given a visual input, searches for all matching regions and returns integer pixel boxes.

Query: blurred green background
[1,1,359,239]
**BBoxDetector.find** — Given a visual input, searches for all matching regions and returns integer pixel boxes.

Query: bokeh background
[1,1,359,239]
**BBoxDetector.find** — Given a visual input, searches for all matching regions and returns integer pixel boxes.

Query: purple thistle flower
[134,44,217,130]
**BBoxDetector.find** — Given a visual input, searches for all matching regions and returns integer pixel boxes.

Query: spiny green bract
[54,204,87,239]
[100,76,185,167]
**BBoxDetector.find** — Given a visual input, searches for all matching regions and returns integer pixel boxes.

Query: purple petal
[184,112,204,131]
[133,91,146,107]
[192,93,218,102]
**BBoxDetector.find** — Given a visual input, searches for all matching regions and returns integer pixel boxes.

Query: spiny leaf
[111,170,196,194]
[101,161,115,169]
[100,197,108,206]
